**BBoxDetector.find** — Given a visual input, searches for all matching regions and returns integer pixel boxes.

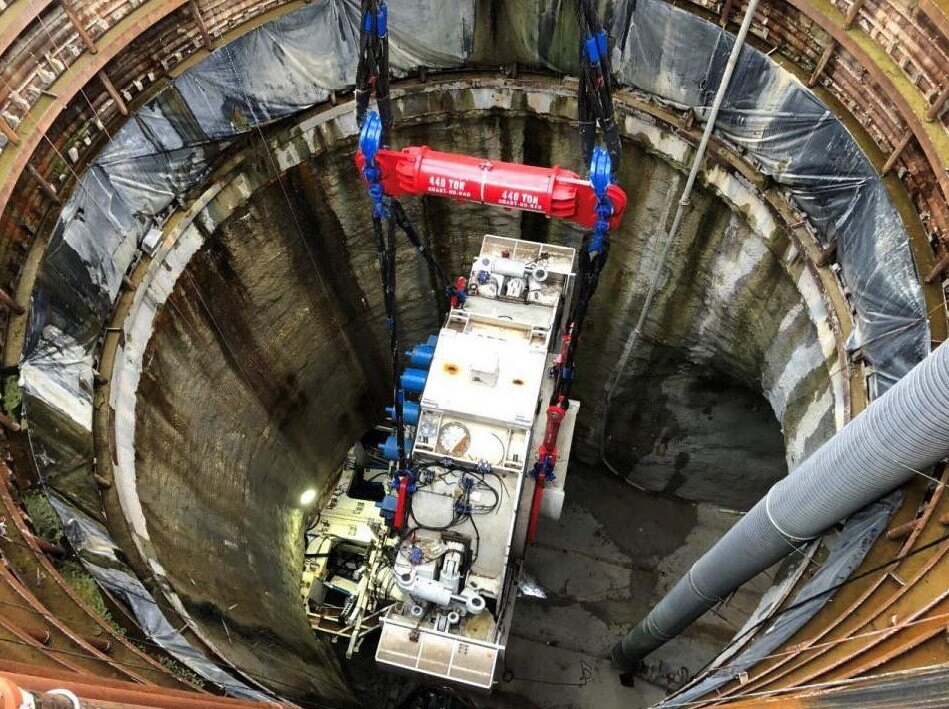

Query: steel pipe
[612,342,949,669]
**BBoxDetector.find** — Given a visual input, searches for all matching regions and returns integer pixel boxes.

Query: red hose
[394,476,410,531]
[526,478,545,544]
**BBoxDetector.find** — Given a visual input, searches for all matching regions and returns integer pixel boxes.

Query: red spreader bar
[356,146,627,230]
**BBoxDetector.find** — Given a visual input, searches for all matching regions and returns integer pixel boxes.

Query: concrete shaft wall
[127,105,827,695]
[0,0,944,706]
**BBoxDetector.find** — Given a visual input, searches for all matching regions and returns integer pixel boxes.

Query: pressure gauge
[437,421,471,457]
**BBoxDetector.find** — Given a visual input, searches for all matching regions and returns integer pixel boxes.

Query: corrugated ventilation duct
[613,342,949,669]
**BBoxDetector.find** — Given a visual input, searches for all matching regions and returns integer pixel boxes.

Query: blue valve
[405,343,435,369]
[379,433,413,461]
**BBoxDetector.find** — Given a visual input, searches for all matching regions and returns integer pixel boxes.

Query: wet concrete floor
[344,462,767,709]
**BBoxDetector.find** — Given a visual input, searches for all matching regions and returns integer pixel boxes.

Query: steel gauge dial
[436,421,471,457]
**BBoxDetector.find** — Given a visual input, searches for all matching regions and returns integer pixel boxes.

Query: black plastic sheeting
[662,491,902,706]
[603,1,927,686]
[612,0,929,396]
[48,494,274,701]
[19,0,474,695]
[14,0,928,699]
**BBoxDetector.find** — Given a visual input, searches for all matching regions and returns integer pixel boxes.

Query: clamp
[588,146,614,256]
[359,111,387,218]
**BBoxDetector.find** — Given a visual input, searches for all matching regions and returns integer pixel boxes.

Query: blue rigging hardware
[588,146,614,256]
[359,112,387,218]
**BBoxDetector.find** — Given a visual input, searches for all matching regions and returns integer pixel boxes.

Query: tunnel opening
[127,109,805,707]
[601,346,786,510]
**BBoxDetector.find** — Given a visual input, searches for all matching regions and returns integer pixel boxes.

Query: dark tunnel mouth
[97,79,842,700]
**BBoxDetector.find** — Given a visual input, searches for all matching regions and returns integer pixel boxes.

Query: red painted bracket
[394,476,410,531]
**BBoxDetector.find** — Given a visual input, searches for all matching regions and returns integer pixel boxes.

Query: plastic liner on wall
[17,0,474,696]
[20,0,475,505]
[337,0,475,74]
[48,494,275,702]
[174,2,356,139]
[611,0,929,396]
[173,0,473,140]
[14,0,925,697]
[661,491,901,706]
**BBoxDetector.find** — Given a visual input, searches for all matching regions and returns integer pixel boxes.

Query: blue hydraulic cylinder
[379,434,413,461]
[400,368,428,393]
[387,400,420,426]
[405,344,435,369]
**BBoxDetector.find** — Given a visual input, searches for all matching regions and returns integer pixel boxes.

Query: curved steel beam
[779,0,949,203]
[0,0,190,222]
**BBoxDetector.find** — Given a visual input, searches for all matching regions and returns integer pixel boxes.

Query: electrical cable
[468,513,481,565]
[390,199,452,295]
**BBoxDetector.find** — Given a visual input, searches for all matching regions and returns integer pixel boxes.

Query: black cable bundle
[355,0,393,142]
[554,232,610,402]
[575,0,622,170]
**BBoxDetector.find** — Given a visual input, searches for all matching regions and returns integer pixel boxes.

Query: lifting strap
[356,0,392,142]
[355,1,626,531]
[549,0,623,405]
[575,0,622,170]
[361,111,408,476]
[527,2,623,542]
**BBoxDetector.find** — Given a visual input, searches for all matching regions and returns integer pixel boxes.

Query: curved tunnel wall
[107,80,842,698]
[131,98,831,661]
[4,0,936,703]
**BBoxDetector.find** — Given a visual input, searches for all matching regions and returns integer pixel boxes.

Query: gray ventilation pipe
[612,342,949,670]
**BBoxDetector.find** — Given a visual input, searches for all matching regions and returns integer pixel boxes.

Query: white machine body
[376,236,579,689]
[302,235,579,690]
